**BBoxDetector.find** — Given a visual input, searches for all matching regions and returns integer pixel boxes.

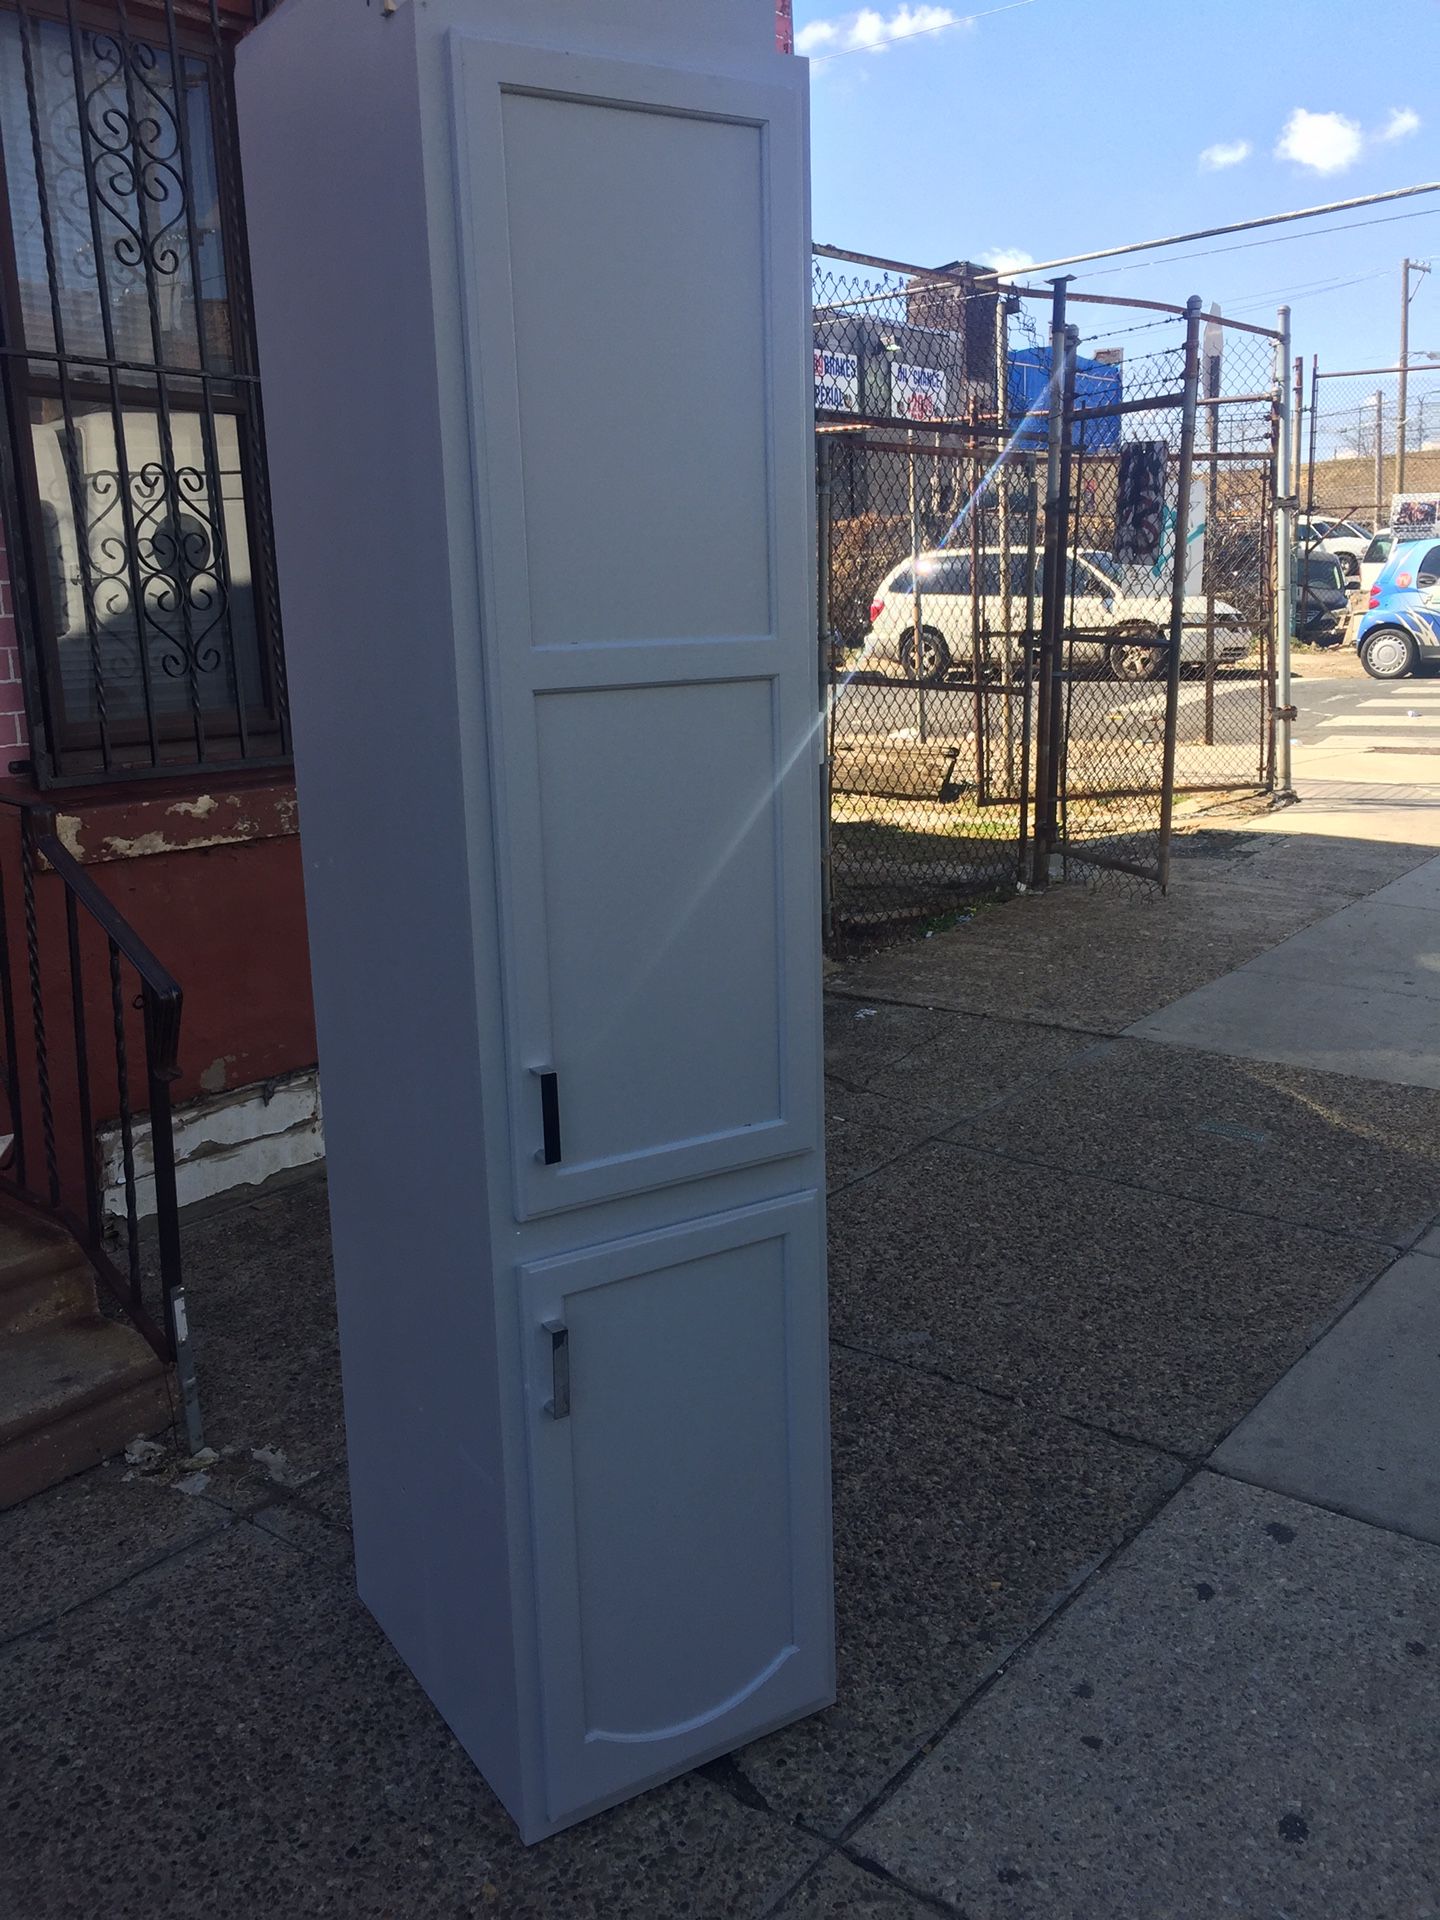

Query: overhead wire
[1076,205,1440,281]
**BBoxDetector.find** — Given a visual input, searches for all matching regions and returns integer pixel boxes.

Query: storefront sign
[891,362,947,422]
[814,346,859,413]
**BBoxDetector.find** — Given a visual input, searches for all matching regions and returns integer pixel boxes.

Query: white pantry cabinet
[236,0,831,1842]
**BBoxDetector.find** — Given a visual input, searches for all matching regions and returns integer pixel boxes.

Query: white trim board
[97,1069,324,1219]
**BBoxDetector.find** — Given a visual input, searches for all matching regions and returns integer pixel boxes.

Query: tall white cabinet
[236,0,831,1841]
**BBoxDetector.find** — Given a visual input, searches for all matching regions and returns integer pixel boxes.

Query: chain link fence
[816,250,1281,948]
[1303,362,1440,548]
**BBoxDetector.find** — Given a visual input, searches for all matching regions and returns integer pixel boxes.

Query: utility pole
[1398,256,1432,495]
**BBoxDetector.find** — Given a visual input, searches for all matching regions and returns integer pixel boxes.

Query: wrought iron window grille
[0,0,288,785]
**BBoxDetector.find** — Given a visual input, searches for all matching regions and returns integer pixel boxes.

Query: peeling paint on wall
[53,780,301,865]
[97,1066,324,1217]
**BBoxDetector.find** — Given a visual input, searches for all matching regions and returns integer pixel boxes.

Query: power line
[1077,270,1390,345]
[974,180,1440,281]
[1080,204,1440,281]
[1224,266,1393,314]
[806,0,1039,63]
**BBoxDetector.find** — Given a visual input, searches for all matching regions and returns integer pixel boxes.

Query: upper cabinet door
[449,38,819,1220]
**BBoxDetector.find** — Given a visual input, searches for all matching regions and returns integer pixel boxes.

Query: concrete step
[0,1315,172,1509]
[0,1203,99,1336]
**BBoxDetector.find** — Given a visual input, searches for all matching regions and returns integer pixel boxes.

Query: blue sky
[798,0,1440,373]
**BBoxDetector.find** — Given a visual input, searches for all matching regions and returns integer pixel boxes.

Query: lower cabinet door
[519,1192,832,1829]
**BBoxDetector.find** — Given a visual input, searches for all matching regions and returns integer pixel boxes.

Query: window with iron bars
[0,0,287,785]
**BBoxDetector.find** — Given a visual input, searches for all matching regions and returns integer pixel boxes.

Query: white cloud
[794,18,839,51]
[796,5,961,58]
[1199,138,1251,171]
[1275,108,1363,174]
[1379,106,1421,143]
[981,247,1035,275]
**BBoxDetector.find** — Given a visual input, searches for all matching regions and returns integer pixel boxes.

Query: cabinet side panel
[235,1,525,1812]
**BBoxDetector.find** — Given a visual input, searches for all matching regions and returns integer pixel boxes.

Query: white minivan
[859,547,1255,684]
[1296,517,1370,580]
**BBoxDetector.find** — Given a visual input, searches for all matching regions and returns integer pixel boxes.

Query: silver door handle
[543,1317,569,1419]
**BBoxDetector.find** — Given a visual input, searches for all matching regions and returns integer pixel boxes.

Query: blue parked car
[1354,536,1440,679]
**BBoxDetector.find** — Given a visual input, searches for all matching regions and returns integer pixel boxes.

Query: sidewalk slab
[824,1078,929,1193]
[825,998,956,1082]
[1365,854,1440,911]
[1232,896,1440,1002]
[852,1474,1440,1920]
[949,1036,1440,1245]
[1211,1250,1440,1542]
[180,1171,347,1503]
[0,1461,230,1643]
[774,1853,934,1917]
[0,1522,822,1920]
[1206,833,1439,901]
[828,879,1352,1034]
[1130,869,1440,1088]
[733,1349,1181,1834]
[827,1141,1387,1456]
[1130,970,1440,1088]
[846,1012,1097,1129]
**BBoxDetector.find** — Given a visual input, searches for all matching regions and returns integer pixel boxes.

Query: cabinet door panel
[520,1195,831,1825]
[498,88,772,652]
[450,37,819,1220]
[533,679,783,1173]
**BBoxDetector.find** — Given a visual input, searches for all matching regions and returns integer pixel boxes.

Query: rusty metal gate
[815,247,1281,948]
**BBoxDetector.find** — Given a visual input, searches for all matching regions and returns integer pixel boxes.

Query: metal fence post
[1373,389,1385,530]
[1297,352,1320,657]
[1157,297,1204,889]
[1016,454,1039,882]
[1031,278,1072,889]
[816,432,834,945]
[995,292,1016,787]
[1274,306,1296,803]
[1202,310,1221,747]
[907,427,928,742]
[144,988,203,1456]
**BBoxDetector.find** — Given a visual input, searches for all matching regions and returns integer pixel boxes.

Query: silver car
[860,547,1254,684]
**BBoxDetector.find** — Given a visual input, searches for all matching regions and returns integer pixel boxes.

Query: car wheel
[1106,634,1166,682]
[1359,627,1417,680]
[899,626,952,686]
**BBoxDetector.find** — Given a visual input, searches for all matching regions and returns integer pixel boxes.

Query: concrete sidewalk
[822,657,1440,1917]
[4,659,1440,1916]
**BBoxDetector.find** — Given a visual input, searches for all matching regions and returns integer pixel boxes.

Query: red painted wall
[776,0,794,52]
[90,830,315,1105]
[0,794,314,1222]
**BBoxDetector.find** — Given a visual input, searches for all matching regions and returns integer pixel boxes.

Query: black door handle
[538,1070,562,1165]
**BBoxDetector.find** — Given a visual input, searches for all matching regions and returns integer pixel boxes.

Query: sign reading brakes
[814,347,859,413]
[892,362,948,421]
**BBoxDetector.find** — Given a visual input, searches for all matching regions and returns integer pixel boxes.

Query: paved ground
[4,649,1440,1916]
[833,664,1269,790]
